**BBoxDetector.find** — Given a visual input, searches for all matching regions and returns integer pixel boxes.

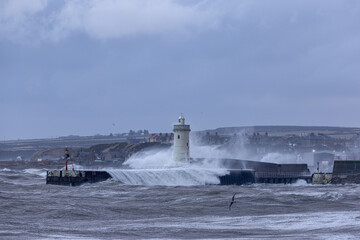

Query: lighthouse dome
[178,115,185,124]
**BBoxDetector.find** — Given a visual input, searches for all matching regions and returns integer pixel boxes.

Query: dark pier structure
[219,170,256,185]
[308,160,360,184]
[46,170,111,186]
[46,158,312,186]
[46,148,112,186]
[330,160,360,184]
[215,158,312,185]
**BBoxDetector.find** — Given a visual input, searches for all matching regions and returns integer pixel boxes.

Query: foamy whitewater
[103,144,304,186]
[106,146,229,186]
[1,146,360,239]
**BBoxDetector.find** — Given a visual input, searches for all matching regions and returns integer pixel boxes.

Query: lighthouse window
[178,135,180,139]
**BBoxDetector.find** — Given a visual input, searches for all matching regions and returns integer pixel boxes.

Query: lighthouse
[173,114,191,162]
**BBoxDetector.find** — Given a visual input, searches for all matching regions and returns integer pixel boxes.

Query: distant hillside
[198,126,360,137]
[30,142,170,164]
[3,125,360,162]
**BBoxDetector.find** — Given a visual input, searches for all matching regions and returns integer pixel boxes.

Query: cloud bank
[1,0,360,140]
[1,0,359,44]
[0,0,220,42]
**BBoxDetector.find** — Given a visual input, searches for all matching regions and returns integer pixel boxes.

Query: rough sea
[1,167,360,240]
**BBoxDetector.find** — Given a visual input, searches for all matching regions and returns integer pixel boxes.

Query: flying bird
[229,193,238,210]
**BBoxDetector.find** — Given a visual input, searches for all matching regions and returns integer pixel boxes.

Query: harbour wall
[46,159,312,186]
[46,170,111,186]
[331,160,360,184]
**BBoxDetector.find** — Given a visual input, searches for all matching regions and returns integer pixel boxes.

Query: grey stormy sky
[1,0,360,140]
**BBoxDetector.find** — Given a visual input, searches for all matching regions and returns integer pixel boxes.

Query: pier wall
[46,170,111,186]
[333,161,360,175]
[219,170,256,185]
[331,160,360,184]
[46,159,312,186]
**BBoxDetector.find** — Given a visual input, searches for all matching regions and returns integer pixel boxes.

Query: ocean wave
[1,168,12,172]
[290,179,309,186]
[318,192,344,201]
[108,168,228,186]
[23,168,47,178]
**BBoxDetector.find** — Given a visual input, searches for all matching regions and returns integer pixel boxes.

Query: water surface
[1,168,359,239]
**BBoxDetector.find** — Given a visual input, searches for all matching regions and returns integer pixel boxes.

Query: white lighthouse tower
[173,114,191,162]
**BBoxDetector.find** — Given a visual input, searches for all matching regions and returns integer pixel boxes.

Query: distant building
[149,133,173,143]
[315,151,335,172]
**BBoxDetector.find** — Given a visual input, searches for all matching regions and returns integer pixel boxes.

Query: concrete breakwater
[219,170,312,185]
[46,168,312,186]
[229,159,360,185]
[218,158,311,185]
[42,159,360,186]
[46,170,111,186]
[308,160,360,184]
[46,159,312,186]
[330,160,360,184]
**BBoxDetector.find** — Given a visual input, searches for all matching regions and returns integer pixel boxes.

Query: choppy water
[1,167,360,239]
